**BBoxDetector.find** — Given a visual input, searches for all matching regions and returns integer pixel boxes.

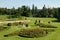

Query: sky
[0,0,60,9]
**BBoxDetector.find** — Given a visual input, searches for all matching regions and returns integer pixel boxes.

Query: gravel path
[0,20,30,24]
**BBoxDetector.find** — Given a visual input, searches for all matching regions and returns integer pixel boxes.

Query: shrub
[8,15,17,18]
[48,21,51,24]
[25,24,29,27]
[19,22,22,24]
[18,28,48,38]
[4,35,8,37]
[34,20,37,24]
[39,20,40,23]
[37,23,57,28]
[7,23,11,26]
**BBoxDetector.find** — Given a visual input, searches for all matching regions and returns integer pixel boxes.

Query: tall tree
[34,6,38,17]
[42,5,49,17]
[57,8,60,21]
[32,4,35,17]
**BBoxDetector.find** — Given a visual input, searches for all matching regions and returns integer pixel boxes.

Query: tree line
[0,5,60,19]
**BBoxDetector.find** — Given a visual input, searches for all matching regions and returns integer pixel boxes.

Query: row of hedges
[37,23,57,28]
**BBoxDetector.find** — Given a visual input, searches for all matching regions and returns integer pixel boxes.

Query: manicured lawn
[0,17,60,40]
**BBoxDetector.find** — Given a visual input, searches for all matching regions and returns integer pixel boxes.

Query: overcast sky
[0,0,60,9]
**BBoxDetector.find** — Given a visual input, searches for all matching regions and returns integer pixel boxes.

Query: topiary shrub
[39,20,40,23]
[25,24,29,27]
[7,23,12,26]
[4,35,8,37]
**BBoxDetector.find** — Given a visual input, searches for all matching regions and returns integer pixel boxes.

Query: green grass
[0,15,23,21]
[0,17,60,40]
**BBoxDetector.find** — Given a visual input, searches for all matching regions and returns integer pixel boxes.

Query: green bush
[39,20,40,23]
[37,23,57,28]
[4,35,8,37]
[25,24,29,27]
[0,26,7,30]
[34,20,37,24]
[7,23,11,26]
[18,28,48,38]
[8,15,17,18]
[48,21,51,24]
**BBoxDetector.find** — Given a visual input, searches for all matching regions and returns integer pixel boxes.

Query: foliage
[25,24,29,27]
[57,8,60,21]
[34,20,37,24]
[0,26,7,30]
[37,23,57,28]
[0,5,58,18]
[18,28,48,38]
[7,23,12,26]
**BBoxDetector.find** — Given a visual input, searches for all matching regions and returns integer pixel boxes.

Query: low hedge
[37,23,57,28]
[18,28,48,38]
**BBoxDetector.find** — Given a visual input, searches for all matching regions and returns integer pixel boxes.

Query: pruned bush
[7,23,12,26]
[39,20,40,23]
[37,23,57,28]
[4,35,8,37]
[18,28,48,38]
[25,24,29,27]
[34,20,37,24]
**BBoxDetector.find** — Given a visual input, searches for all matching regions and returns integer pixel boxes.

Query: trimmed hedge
[18,28,48,38]
[37,23,57,28]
